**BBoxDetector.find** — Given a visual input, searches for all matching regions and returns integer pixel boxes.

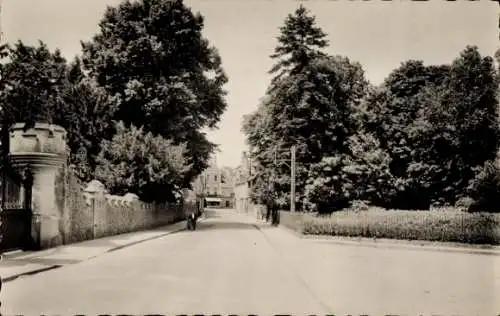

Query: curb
[278,223,304,238]
[276,223,500,257]
[1,218,203,283]
[302,235,500,256]
[104,220,190,254]
[104,216,207,254]
[1,265,62,283]
[217,212,500,256]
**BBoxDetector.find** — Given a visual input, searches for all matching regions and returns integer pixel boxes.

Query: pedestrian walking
[265,199,272,222]
[265,178,278,224]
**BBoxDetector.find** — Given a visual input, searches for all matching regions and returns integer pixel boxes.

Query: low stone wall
[60,169,192,246]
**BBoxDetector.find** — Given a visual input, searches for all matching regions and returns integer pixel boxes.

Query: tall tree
[269,5,328,85]
[242,98,277,204]
[440,46,500,203]
[364,46,499,209]
[244,54,369,210]
[363,60,451,209]
[244,6,330,208]
[81,0,228,188]
[55,59,118,181]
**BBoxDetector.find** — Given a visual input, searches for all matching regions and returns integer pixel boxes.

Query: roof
[205,197,222,203]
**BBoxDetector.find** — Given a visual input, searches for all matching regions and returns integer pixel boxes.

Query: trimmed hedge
[281,208,500,245]
[279,210,305,232]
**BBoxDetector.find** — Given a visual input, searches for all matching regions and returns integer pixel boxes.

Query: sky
[1,0,498,168]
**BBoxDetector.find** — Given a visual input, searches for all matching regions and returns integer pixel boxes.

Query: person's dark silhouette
[271,201,280,226]
[265,198,272,222]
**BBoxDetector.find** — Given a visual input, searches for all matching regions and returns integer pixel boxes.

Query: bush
[301,208,500,245]
[348,200,371,212]
[455,196,475,212]
[466,161,500,213]
[303,134,395,214]
[95,121,190,203]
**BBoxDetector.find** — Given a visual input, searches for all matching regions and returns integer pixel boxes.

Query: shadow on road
[203,209,225,218]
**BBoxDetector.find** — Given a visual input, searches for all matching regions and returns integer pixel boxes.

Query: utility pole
[273,145,298,213]
[290,145,296,213]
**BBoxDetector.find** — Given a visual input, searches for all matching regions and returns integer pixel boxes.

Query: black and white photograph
[0,0,498,314]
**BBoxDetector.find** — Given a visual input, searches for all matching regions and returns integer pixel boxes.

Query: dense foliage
[243,6,371,210]
[81,0,228,189]
[95,122,190,203]
[0,0,228,202]
[268,5,328,84]
[0,42,117,180]
[0,41,67,126]
[56,58,119,181]
[361,47,499,210]
[243,6,500,213]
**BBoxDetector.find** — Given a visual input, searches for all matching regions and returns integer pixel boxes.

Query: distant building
[192,156,235,208]
[233,151,257,214]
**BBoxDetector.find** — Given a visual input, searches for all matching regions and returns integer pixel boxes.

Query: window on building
[214,175,217,181]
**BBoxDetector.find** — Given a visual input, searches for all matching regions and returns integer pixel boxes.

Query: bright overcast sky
[2,0,498,168]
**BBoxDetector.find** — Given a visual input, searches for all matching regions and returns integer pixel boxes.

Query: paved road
[2,209,499,315]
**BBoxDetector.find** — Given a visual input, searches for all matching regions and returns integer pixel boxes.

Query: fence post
[92,198,96,239]
[83,180,106,240]
[461,211,464,242]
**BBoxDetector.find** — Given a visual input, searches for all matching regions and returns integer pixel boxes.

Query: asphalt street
[1,209,499,315]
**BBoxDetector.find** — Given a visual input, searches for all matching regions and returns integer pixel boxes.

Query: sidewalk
[299,233,500,256]
[0,219,192,283]
[242,211,500,257]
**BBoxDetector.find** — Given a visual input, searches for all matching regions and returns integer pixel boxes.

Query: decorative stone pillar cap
[123,193,139,201]
[84,180,107,194]
[9,123,68,167]
[10,122,66,134]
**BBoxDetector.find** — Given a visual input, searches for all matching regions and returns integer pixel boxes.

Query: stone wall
[8,122,193,250]
[64,167,91,244]
[64,172,192,246]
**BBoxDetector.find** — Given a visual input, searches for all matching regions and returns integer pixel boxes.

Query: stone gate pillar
[8,123,68,250]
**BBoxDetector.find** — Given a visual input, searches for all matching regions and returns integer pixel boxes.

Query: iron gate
[0,164,33,252]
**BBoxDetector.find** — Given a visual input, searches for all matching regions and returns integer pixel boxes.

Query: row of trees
[0,0,227,203]
[243,6,500,213]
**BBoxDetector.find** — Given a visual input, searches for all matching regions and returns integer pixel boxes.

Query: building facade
[233,152,256,214]
[192,156,235,208]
